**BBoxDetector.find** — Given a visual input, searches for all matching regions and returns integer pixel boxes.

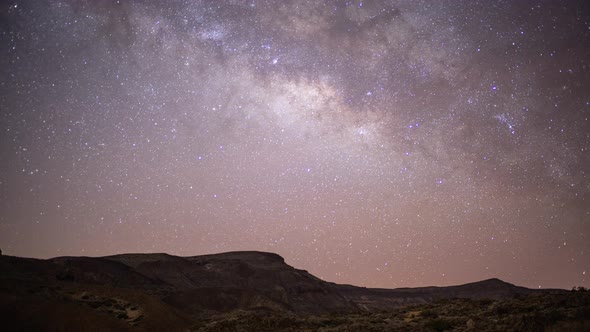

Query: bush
[423,318,456,332]
[421,309,439,319]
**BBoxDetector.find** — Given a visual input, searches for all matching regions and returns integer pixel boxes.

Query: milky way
[1,0,589,289]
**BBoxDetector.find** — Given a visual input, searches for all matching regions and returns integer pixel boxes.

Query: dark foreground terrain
[0,251,588,331]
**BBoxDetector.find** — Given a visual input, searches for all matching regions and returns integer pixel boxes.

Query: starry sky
[1,0,589,289]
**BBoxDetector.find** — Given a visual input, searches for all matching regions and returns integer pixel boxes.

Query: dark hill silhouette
[0,251,571,331]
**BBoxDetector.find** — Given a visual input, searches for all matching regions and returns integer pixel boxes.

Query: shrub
[421,309,439,319]
[423,318,456,332]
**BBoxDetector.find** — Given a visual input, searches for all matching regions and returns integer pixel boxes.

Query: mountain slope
[0,251,568,331]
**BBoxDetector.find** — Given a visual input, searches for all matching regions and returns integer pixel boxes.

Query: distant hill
[0,251,581,331]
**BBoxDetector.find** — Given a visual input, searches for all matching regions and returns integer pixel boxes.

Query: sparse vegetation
[70,291,144,325]
[191,292,590,332]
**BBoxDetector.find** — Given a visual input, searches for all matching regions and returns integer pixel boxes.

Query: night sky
[1,0,589,289]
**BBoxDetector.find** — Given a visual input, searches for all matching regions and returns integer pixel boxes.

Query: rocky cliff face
[105,251,359,314]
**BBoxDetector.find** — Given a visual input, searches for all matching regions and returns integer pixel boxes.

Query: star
[0,0,588,290]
